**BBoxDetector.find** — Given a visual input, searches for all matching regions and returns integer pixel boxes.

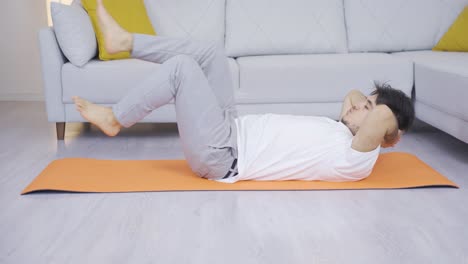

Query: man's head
[341,82,415,135]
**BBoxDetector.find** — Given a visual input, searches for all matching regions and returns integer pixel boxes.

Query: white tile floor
[1,101,467,264]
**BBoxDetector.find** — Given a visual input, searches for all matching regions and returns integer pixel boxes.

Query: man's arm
[339,90,367,121]
[351,105,398,152]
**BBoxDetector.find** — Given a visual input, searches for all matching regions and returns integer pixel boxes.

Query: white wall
[46,0,74,25]
[0,1,49,101]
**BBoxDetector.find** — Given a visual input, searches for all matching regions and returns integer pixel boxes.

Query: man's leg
[75,54,237,179]
[74,1,238,179]
[95,0,236,117]
[111,55,236,179]
[73,54,237,179]
[130,34,237,117]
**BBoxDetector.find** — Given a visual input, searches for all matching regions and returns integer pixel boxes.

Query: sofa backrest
[144,0,226,45]
[224,0,348,57]
[344,0,468,52]
[71,0,468,55]
[72,0,226,44]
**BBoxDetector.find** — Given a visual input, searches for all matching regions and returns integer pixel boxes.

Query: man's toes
[80,101,90,109]
[81,99,90,105]
[77,98,89,107]
[72,96,82,104]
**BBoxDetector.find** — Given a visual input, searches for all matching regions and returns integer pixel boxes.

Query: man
[72,0,415,183]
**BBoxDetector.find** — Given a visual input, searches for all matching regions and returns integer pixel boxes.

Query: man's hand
[339,89,367,121]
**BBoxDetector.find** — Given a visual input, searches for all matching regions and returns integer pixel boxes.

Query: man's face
[342,94,378,133]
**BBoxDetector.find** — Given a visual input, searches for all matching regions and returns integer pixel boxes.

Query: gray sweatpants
[111,34,239,180]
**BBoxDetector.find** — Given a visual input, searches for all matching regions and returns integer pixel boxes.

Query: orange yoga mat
[21,152,458,194]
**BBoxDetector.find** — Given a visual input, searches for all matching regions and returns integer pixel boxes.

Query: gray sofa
[39,0,468,143]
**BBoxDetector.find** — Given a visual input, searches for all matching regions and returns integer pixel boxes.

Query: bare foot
[96,0,133,54]
[72,96,121,137]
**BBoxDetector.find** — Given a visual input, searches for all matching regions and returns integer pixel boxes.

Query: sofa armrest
[38,27,66,122]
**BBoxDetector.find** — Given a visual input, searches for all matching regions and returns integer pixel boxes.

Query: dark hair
[370,81,415,131]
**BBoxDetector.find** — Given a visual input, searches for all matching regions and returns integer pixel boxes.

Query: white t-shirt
[215,113,380,183]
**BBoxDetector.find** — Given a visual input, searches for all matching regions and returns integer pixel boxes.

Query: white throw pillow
[51,2,97,67]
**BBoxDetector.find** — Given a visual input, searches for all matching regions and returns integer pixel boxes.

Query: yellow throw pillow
[433,6,468,52]
[82,0,156,60]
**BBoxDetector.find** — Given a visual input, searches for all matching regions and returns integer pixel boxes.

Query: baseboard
[0,92,44,101]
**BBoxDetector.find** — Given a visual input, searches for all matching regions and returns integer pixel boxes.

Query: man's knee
[169,54,200,75]
[192,40,225,67]
[172,54,198,67]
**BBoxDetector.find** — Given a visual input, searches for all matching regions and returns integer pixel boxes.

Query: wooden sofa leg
[56,122,65,140]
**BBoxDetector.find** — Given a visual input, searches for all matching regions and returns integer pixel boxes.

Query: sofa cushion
[82,0,156,61]
[392,51,468,121]
[62,57,240,104]
[433,6,468,52]
[344,0,468,52]
[236,53,413,104]
[144,0,226,44]
[225,0,347,57]
[50,2,97,67]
